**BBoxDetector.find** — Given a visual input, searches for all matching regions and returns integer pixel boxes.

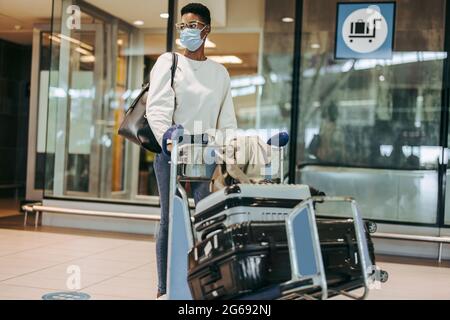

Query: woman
[146,3,237,299]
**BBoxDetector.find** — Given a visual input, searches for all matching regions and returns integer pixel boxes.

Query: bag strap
[171,52,178,88]
[171,52,178,124]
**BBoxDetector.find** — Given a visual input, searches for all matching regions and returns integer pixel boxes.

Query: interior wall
[0,38,31,197]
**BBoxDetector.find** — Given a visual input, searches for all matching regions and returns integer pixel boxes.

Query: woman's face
[181,12,210,39]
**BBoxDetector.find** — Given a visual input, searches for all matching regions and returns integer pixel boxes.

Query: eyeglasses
[175,20,207,31]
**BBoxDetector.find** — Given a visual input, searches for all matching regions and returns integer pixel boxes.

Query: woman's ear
[202,26,210,40]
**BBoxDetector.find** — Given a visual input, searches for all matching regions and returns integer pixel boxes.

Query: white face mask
[180,25,207,52]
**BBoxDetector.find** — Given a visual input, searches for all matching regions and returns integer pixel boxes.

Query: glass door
[96,26,131,200]
[65,24,100,195]
[45,1,133,201]
[110,30,130,197]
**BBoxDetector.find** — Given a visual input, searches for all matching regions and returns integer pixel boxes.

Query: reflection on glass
[111,31,130,193]
[65,30,96,193]
[444,149,450,225]
[297,0,445,223]
[35,32,53,190]
[44,0,169,202]
[43,0,293,202]
[137,54,161,197]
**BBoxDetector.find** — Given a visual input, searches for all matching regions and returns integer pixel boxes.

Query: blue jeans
[153,152,211,294]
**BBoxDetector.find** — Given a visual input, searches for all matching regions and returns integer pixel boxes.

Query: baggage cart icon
[349,18,382,43]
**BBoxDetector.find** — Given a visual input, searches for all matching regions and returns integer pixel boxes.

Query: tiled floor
[0,228,156,300]
[0,227,449,300]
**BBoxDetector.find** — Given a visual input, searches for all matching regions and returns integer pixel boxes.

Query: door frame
[26,27,49,201]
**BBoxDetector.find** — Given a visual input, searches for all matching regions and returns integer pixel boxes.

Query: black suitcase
[187,220,376,300]
[352,19,367,35]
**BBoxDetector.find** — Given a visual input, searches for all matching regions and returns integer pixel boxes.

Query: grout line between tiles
[78,261,157,300]
[0,241,138,285]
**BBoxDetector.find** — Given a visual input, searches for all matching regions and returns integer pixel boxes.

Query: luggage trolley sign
[335,2,395,59]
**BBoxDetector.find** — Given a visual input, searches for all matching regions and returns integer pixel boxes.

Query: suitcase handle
[195,214,227,233]
[345,233,359,267]
[267,236,279,267]
[201,224,226,241]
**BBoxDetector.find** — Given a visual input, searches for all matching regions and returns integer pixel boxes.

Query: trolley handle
[169,133,209,146]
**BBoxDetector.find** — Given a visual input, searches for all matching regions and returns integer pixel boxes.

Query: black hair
[181,3,211,25]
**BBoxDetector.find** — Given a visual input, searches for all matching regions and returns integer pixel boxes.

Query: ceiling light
[160,13,169,19]
[133,20,144,26]
[48,35,61,43]
[208,55,243,64]
[57,34,94,51]
[80,55,95,63]
[117,39,124,46]
[311,43,320,49]
[75,47,91,55]
[14,25,22,30]
[282,17,294,23]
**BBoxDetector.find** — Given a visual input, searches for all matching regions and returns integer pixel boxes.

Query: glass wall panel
[137,34,167,197]
[45,0,167,203]
[296,0,445,223]
[45,0,297,203]
[445,144,450,225]
[175,0,295,179]
[35,31,54,191]
[111,30,130,194]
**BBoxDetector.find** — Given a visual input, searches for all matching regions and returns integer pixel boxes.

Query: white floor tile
[33,258,148,277]
[2,272,111,291]
[0,284,52,300]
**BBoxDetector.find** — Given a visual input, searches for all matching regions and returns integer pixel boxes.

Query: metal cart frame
[165,134,380,300]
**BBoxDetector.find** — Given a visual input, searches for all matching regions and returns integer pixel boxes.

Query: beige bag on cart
[210,135,274,192]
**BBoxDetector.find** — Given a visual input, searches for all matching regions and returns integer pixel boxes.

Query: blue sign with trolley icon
[335,2,396,59]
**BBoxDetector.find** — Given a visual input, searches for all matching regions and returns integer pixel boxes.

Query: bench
[22,204,161,230]
[372,232,450,263]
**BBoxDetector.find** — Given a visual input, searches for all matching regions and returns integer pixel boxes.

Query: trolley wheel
[379,270,389,283]
[367,221,377,234]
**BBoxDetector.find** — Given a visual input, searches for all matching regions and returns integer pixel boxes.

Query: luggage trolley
[165,132,382,300]
[349,18,382,43]
[241,197,381,300]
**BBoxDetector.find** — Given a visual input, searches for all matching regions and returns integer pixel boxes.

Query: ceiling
[0,0,264,45]
[85,0,169,29]
[0,0,53,44]
[86,0,227,28]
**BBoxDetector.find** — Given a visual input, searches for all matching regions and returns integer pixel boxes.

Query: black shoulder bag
[118,52,178,153]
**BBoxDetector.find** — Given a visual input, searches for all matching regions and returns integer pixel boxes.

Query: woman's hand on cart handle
[162,124,184,156]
